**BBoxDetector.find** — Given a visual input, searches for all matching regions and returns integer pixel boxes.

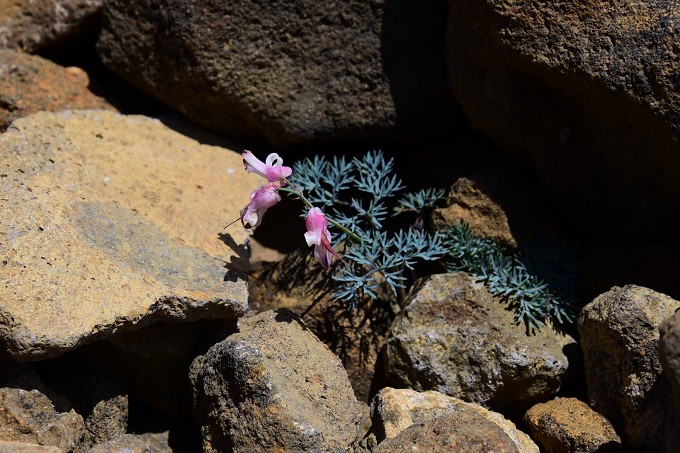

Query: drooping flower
[240,183,281,228]
[242,151,292,183]
[304,207,335,269]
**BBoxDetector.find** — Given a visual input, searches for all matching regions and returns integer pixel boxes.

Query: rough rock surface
[578,285,680,451]
[371,387,538,452]
[382,272,574,413]
[96,0,456,145]
[0,50,114,132]
[0,110,255,360]
[87,432,172,453]
[0,441,61,452]
[0,386,85,452]
[432,167,558,249]
[0,0,102,53]
[247,251,392,403]
[446,0,680,241]
[523,397,622,453]
[372,411,519,453]
[190,309,363,453]
[659,308,680,453]
[32,355,128,449]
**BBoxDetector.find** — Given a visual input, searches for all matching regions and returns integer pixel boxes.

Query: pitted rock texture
[0,441,61,452]
[247,250,392,403]
[0,50,114,132]
[0,0,102,53]
[88,432,172,453]
[96,0,456,145]
[382,272,574,414]
[0,386,85,452]
[372,411,519,453]
[0,110,255,360]
[190,309,363,453]
[523,398,622,453]
[371,387,538,452]
[432,166,560,249]
[578,285,680,451]
[446,0,680,241]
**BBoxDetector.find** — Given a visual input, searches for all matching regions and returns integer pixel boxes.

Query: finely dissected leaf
[286,151,580,332]
[394,188,446,215]
[442,222,580,332]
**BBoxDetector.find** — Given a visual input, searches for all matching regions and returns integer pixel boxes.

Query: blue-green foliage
[443,222,580,332]
[289,151,446,308]
[393,188,446,215]
[289,150,580,331]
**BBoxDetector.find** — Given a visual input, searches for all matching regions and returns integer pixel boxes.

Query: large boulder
[578,285,680,451]
[190,309,363,453]
[446,0,680,241]
[96,0,456,145]
[382,272,575,414]
[0,110,254,360]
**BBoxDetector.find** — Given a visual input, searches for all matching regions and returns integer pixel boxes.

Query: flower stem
[280,178,363,243]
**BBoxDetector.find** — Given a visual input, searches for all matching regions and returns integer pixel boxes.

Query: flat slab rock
[0,110,256,360]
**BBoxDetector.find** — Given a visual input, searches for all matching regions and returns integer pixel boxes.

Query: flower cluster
[237,151,337,269]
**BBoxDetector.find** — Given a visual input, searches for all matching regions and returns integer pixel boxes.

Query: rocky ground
[2,1,680,452]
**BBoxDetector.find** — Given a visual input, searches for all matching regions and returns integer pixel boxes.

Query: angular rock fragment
[0,110,255,360]
[382,272,574,413]
[190,309,363,453]
[578,285,680,451]
[0,386,84,452]
[524,398,622,453]
[371,387,538,452]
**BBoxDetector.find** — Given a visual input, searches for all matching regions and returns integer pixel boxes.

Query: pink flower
[243,151,292,183]
[304,207,335,269]
[240,183,281,228]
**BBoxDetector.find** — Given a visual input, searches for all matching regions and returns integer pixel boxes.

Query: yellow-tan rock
[0,110,258,360]
[524,398,622,453]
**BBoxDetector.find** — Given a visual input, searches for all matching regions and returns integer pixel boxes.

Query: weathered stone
[659,308,680,453]
[446,0,680,242]
[372,411,519,453]
[371,387,538,452]
[0,387,84,452]
[578,285,680,451]
[0,110,255,360]
[0,0,102,53]
[0,50,114,133]
[524,398,622,453]
[247,251,392,403]
[190,309,363,453]
[96,0,456,145]
[0,441,61,453]
[432,167,558,249]
[382,272,574,413]
[32,355,128,449]
[87,432,171,453]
